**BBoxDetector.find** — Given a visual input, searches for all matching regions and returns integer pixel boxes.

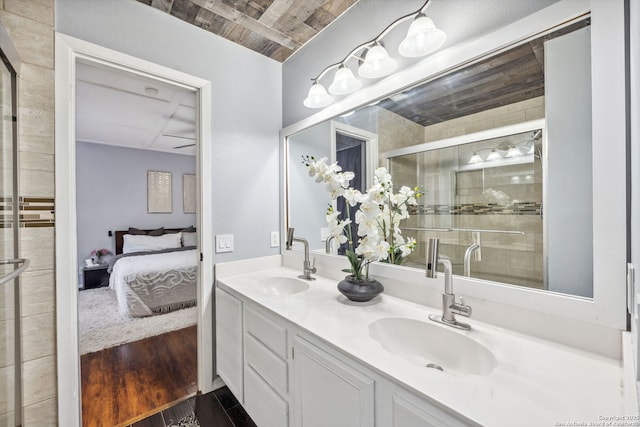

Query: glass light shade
[398,15,446,58]
[303,82,334,108]
[486,149,502,161]
[528,144,535,155]
[329,65,362,95]
[468,153,483,164]
[358,44,398,79]
[506,146,523,158]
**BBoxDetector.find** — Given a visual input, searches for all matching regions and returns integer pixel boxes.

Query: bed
[108,227,198,317]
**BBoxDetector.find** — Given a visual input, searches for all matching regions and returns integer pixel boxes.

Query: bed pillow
[127,227,165,236]
[182,232,197,247]
[122,232,182,254]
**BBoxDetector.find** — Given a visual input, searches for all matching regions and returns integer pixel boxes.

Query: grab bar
[0,258,30,286]
[403,227,524,235]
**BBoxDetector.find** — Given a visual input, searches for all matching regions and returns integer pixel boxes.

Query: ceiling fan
[162,132,196,149]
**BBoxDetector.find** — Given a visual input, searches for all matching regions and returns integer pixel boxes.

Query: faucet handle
[310,257,317,273]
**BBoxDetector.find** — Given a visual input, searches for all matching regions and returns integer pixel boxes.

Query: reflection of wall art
[183,174,196,214]
[147,170,172,213]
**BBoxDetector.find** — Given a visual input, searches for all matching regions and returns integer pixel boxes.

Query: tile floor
[130,386,256,427]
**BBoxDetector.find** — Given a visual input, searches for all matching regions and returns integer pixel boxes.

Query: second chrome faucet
[425,238,472,330]
[286,227,316,280]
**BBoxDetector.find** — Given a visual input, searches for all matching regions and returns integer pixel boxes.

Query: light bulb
[303,81,334,108]
[399,15,446,58]
[486,149,502,161]
[358,43,397,79]
[506,146,523,158]
[468,153,483,164]
[329,65,362,95]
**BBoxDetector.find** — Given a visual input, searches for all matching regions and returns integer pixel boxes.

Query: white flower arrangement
[303,155,421,281]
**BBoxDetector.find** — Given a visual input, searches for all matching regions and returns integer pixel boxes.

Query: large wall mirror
[284,0,627,328]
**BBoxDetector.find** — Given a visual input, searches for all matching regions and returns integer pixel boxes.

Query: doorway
[55,33,214,427]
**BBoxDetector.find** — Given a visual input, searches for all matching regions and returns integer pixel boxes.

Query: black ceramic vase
[337,276,384,302]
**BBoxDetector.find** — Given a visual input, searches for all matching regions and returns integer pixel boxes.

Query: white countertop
[217,266,626,426]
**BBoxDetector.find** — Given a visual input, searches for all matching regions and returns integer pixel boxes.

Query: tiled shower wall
[0,0,57,424]
[379,97,545,289]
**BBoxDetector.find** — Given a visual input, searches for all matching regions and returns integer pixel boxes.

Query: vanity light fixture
[303,80,334,108]
[486,149,502,161]
[329,64,362,95]
[398,13,446,57]
[505,146,523,158]
[358,42,398,79]
[303,0,445,108]
[468,152,483,164]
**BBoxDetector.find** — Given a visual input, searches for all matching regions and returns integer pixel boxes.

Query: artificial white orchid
[302,155,421,281]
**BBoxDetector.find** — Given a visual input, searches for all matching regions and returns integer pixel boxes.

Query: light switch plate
[270,231,280,248]
[215,234,234,253]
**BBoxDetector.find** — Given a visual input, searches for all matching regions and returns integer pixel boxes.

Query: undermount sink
[368,317,497,376]
[257,276,310,295]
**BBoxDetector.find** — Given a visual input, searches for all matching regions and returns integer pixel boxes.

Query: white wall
[75,142,196,281]
[56,0,282,263]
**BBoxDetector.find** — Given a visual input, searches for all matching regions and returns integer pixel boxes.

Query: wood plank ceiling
[136,0,358,62]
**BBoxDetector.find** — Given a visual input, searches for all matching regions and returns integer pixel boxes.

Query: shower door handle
[0,258,30,286]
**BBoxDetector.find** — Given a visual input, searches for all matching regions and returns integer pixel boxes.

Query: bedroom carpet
[78,287,197,355]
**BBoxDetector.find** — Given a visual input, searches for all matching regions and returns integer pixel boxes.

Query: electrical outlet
[270,231,280,248]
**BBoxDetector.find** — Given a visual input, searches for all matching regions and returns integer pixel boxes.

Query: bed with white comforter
[109,248,197,317]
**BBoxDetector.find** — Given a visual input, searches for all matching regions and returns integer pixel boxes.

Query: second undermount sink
[368,317,497,376]
[258,276,310,295]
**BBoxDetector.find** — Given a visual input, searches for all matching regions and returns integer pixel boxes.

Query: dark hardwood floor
[81,325,198,427]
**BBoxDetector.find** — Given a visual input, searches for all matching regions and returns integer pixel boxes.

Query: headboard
[114,228,191,255]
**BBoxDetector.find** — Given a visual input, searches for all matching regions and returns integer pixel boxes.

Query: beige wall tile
[18,107,55,156]
[19,152,53,173]
[22,355,55,407]
[0,410,16,426]
[19,168,54,197]
[0,282,14,320]
[18,227,54,272]
[4,0,54,27]
[21,311,54,362]
[20,270,54,317]
[17,63,54,112]
[23,396,56,426]
[0,11,53,68]
[0,365,15,413]
[0,319,15,368]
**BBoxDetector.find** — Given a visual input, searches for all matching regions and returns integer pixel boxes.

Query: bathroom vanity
[215,256,628,427]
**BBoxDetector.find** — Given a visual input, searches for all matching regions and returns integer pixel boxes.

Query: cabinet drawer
[244,304,287,359]
[245,333,288,394]
[244,364,289,427]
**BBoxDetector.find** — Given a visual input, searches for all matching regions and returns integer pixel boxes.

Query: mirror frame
[280,0,627,330]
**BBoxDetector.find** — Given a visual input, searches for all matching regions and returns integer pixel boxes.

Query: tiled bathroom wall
[380,97,545,290]
[0,0,57,424]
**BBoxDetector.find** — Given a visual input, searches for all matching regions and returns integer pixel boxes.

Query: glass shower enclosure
[0,37,27,427]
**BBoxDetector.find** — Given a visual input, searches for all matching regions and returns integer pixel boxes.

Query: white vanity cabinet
[243,304,291,427]
[375,379,478,427]
[215,286,244,403]
[215,286,292,426]
[293,334,375,427]
[216,283,474,427]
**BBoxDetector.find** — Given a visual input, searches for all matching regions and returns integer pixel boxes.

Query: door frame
[55,33,214,427]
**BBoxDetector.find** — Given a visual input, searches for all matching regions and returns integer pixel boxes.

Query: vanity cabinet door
[293,335,374,427]
[215,286,244,403]
[382,384,478,427]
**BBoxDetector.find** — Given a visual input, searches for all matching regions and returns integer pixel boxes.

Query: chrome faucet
[325,235,336,254]
[425,238,472,330]
[286,228,316,280]
[463,231,481,277]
